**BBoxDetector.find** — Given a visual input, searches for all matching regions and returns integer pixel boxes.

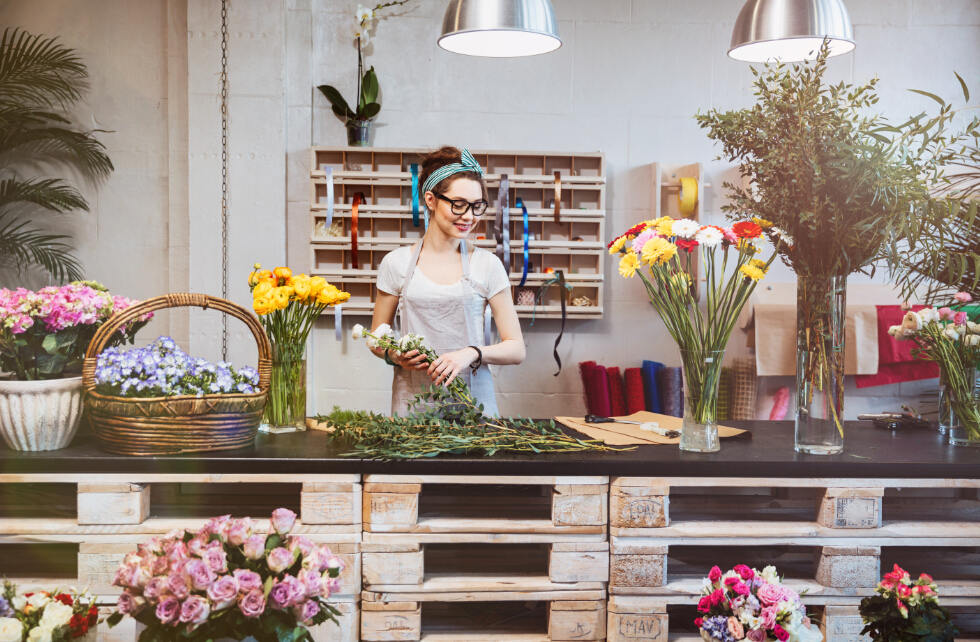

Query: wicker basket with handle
[82,293,272,455]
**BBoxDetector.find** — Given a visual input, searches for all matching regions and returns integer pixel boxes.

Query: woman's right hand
[392,349,429,370]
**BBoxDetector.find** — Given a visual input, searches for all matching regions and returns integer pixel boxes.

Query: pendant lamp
[438,0,561,57]
[729,0,854,62]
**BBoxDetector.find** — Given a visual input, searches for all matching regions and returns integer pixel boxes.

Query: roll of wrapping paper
[606,366,627,416]
[624,368,646,414]
[641,360,663,413]
[517,197,530,287]
[323,167,334,227]
[678,176,698,216]
[350,192,363,269]
[497,174,510,273]
[553,170,562,223]
[578,361,611,416]
[410,163,421,227]
[657,366,683,417]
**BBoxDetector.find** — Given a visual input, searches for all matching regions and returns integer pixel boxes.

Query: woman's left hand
[427,347,478,386]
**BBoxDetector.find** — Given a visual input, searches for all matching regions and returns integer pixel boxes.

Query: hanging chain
[219,0,230,360]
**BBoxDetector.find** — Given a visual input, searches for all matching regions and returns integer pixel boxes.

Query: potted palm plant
[316,1,409,146]
[0,27,112,284]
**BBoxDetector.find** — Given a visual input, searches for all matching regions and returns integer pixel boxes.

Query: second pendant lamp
[438,0,561,57]
[729,0,855,62]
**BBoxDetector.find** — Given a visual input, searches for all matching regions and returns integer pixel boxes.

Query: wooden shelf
[308,147,607,319]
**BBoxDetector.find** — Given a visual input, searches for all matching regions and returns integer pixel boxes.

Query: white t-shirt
[377,245,511,300]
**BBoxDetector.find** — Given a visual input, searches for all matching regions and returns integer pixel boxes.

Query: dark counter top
[1,421,978,478]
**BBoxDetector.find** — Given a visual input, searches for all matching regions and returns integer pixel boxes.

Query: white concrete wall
[4,0,979,420]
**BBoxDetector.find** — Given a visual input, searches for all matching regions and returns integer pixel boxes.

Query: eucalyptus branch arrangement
[317,384,630,460]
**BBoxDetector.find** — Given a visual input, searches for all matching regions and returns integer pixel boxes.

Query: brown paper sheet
[555,411,748,446]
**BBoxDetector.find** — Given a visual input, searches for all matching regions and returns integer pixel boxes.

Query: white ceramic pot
[0,376,84,451]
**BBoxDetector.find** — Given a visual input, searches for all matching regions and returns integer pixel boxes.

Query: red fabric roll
[578,361,598,414]
[624,367,646,414]
[578,360,611,416]
[855,305,940,388]
[606,366,627,416]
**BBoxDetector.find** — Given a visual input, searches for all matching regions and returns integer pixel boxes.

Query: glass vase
[260,343,307,434]
[346,119,373,146]
[941,365,980,447]
[795,275,846,455]
[679,348,725,453]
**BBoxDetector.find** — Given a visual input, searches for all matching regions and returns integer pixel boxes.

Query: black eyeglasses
[434,193,488,217]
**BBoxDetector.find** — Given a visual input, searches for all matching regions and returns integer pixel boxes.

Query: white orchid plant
[352,323,474,403]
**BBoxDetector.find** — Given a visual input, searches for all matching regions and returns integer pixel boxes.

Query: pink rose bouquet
[0,281,149,380]
[106,508,344,641]
[694,564,821,641]
[858,564,957,640]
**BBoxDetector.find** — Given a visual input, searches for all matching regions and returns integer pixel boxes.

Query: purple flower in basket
[0,596,12,618]
[700,615,736,641]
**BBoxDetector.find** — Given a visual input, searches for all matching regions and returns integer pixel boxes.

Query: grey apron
[391,239,498,416]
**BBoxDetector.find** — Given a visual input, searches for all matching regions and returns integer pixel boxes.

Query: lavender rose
[178,595,211,629]
[117,590,145,615]
[155,596,180,626]
[267,546,296,574]
[298,568,324,598]
[187,534,209,556]
[271,507,297,535]
[183,558,216,591]
[206,575,239,610]
[143,577,168,603]
[243,534,267,560]
[202,546,229,574]
[293,599,321,623]
[238,589,266,618]
[288,535,315,557]
[233,568,263,593]
[269,575,304,610]
[227,517,254,546]
[167,572,191,599]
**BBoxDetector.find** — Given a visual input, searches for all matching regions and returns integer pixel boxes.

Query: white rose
[0,618,23,642]
[25,593,50,610]
[39,600,73,629]
[944,325,961,341]
[26,625,55,642]
[351,323,365,340]
[760,565,779,583]
[966,334,980,347]
[10,597,25,612]
[967,321,980,334]
[374,323,393,338]
[919,307,940,324]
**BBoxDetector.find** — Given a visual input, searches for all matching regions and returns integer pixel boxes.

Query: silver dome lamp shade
[438,0,561,58]
[729,0,855,62]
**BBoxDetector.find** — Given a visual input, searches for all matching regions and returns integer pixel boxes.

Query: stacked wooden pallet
[359,475,610,641]
[607,477,980,641]
[0,473,364,641]
[307,147,607,319]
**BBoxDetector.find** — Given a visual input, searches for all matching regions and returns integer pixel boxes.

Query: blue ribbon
[517,197,530,287]
[334,303,342,342]
[323,167,334,227]
[410,164,420,227]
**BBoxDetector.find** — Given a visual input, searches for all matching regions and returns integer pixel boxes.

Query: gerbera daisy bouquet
[608,216,779,451]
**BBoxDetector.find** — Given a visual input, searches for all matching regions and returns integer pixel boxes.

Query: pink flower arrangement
[106,508,344,641]
[859,564,957,640]
[694,564,821,641]
[0,281,149,379]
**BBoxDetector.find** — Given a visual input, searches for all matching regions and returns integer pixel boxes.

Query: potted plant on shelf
[859,565,957,641]
[0,281,147,451]
[0,27,113,284]
[106,509,345,642]
[696,42,971,455]
[608,216,778,452]
[248,265,349,433]
[316,1,409,146]
[0,581,99,641]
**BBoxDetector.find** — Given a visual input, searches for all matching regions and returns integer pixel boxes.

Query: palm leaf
[0,214,83,282]
[0,177,88,214]
[0,120,113,179]
[0,27,87,110]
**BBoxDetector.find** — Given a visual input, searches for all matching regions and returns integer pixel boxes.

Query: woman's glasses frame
[433,192,488,217]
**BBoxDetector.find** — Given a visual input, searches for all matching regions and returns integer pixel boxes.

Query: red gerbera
[625,222,647,237]
[606,234,624,250]
[732,221,762,239]
[676,238,699,252]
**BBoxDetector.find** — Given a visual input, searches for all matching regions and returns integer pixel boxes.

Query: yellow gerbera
[737,239,758,255]
[642,237,677,265]
[752,216,774,229]
[656,217,674,237]
[608,235,627,255]
[739,264,766,281]
[749,258,769,272]
[618,251,640,278]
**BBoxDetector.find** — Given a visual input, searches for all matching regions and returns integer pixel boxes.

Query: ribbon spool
[350,192,363,269]
[678,177,698,216]
[517,198,530,287]
[410,164,421,227]
[553,170,562,223]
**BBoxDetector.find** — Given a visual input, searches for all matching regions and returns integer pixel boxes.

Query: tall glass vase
[940,364,980,447]
[260,342,307,434]
[679,348,725,453]
[795,275,846,455]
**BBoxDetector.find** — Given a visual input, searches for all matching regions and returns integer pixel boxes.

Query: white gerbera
[694,225,723,247]
[671,218,700,239]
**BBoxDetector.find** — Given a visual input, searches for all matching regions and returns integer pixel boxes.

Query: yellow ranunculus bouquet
[248,264,349,431]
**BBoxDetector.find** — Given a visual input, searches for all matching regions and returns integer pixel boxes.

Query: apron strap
[395,240,425,335]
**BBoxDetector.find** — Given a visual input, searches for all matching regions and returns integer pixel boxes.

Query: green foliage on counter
[317,385,631,459]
